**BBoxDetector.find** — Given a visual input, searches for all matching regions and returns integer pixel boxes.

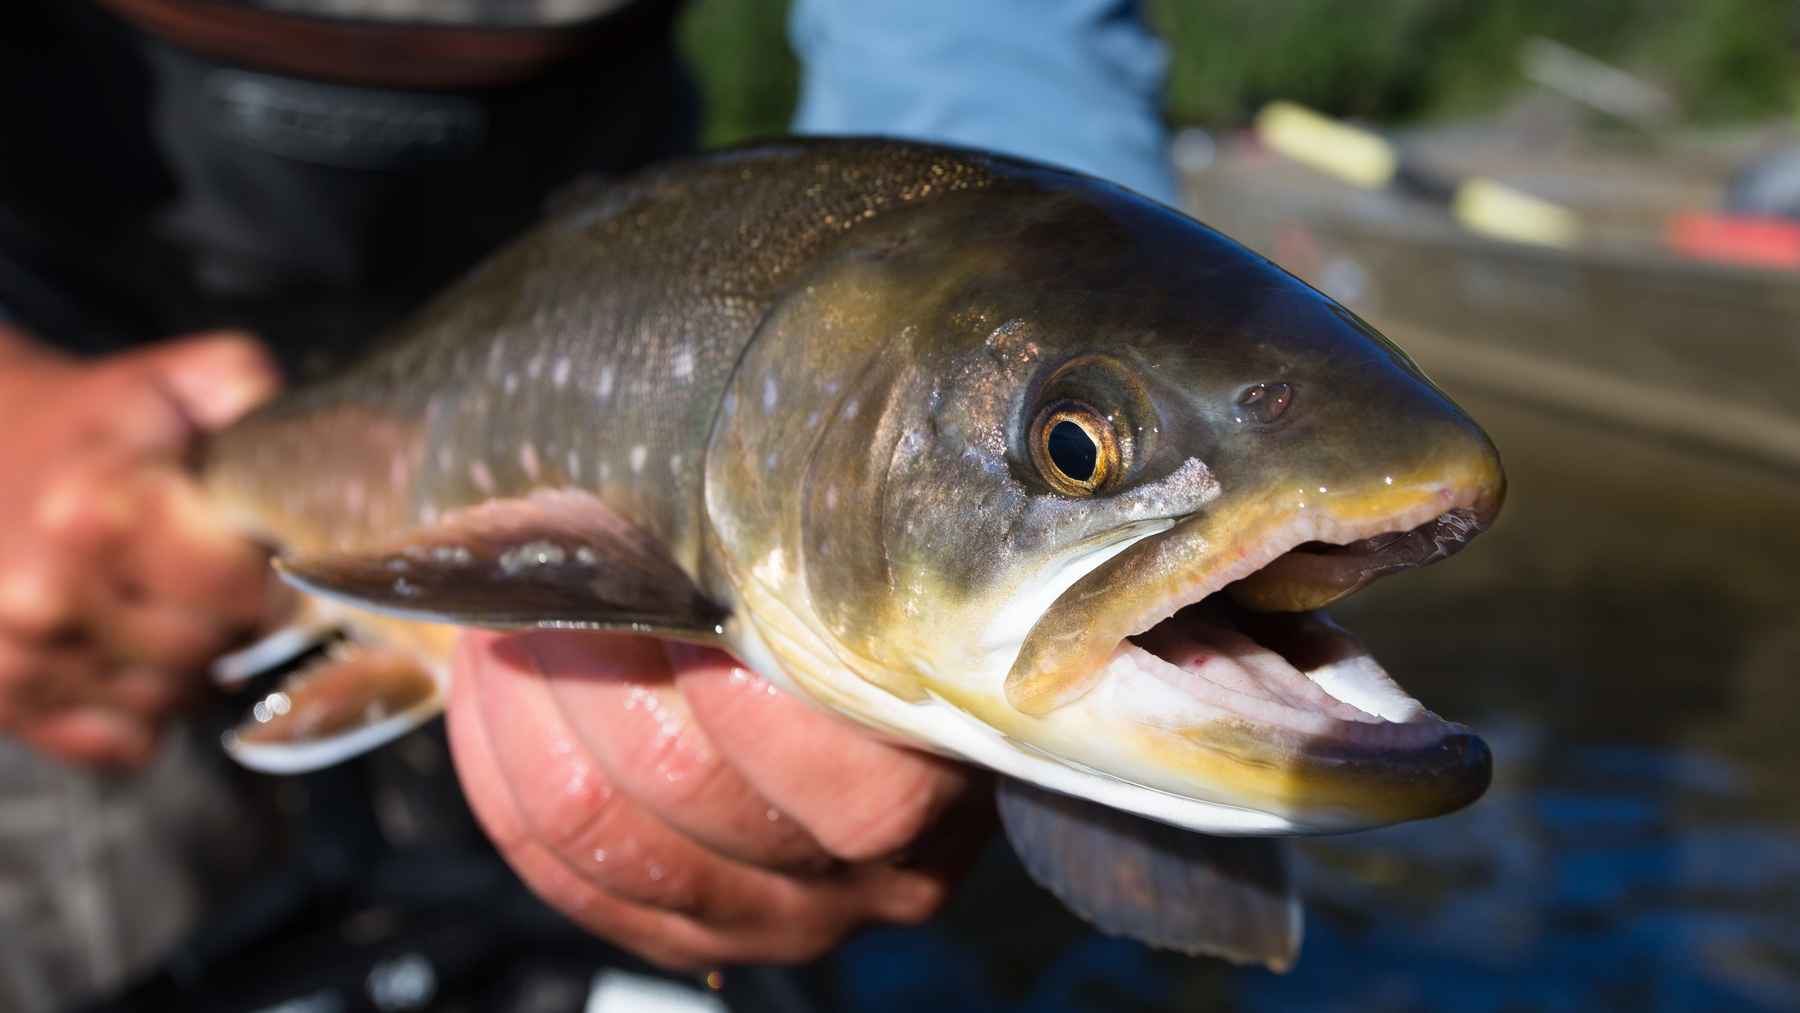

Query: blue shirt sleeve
[788,0,1179,206]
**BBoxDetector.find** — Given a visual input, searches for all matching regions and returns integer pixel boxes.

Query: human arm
[789,0,1180,205]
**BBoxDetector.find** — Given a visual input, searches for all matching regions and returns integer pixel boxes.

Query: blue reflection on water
[823,725,1800,1012]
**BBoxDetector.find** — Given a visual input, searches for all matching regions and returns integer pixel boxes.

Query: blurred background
[671,0,1800,1009]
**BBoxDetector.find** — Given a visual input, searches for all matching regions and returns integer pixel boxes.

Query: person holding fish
[0,0,1195,1003]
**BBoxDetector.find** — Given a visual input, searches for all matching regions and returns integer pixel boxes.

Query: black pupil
[1047,420,1099,482]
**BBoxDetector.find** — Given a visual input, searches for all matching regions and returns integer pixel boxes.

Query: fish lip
[1134,483,1501,637]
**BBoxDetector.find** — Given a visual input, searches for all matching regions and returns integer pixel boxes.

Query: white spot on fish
[824,485,838,509]
[763,374,779,412]
[597,365,615,399]
[519,443,542,482]
[600,461,612,481]
[503,372,520,395]
[552,356,572,389]
[566,448,581,479]
[672,349,694,381]
[669,453,682,473]
[526,354,544,380]
[500,540,566,574]
[430,545,472,566]
[804,410,821,428]
[630,445,648,474]
[723,391,738,416]
[843,398,860,419]
[469,461,495,494]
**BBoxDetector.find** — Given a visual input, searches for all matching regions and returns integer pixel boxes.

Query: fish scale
[202,138,1505,971]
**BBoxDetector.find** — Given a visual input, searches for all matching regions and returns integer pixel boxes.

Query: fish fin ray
[276,489,727,638]
[211,622,337,687]
[224,643,442,774]
[996,777,1302,972]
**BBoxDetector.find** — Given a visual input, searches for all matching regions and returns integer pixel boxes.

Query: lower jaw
[1069,602,1493,831]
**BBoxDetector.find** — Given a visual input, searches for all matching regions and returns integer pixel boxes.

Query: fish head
[709,172,1503,834]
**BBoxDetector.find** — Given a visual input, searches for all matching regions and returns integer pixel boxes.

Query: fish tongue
[1130,603,1379,723]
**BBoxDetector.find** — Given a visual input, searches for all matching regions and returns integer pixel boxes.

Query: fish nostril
[1234,382,1293,425]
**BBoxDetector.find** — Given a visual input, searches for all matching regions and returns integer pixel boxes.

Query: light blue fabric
[789,0,1179,206]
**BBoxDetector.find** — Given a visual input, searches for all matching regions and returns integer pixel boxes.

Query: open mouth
[1113,507,1488,754]
[1006,486,1501,829]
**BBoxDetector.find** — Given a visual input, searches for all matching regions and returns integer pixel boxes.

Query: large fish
[204,139,1504,971]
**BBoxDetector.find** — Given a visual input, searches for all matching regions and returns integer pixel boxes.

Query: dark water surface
[821,384,1800,1011]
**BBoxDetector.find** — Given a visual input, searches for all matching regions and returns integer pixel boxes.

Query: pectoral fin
[996,777,1302,971]
[276,489,727,638]
[224,643,443,774]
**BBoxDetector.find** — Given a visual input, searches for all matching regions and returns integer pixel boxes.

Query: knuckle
[614,857,707,918]
[528,772,622,854]
[0,571,81,643]
[814,769,944,863]
[620,739,730,816]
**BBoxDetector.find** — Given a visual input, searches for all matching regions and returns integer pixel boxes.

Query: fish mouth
[1005,473,1502,831]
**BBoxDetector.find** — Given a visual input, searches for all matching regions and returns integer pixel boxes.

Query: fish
[202,138,1505,972]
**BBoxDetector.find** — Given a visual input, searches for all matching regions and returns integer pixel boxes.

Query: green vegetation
[1152,0,1800,125]
[676,0,1799,145]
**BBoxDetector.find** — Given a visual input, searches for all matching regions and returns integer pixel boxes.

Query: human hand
[447,630,993,969]
[0,327,284,767]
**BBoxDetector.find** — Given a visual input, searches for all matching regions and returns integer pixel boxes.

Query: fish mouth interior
[1109,509,1484,754]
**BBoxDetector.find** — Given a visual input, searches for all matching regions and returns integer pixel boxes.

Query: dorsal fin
[275,489,727,638]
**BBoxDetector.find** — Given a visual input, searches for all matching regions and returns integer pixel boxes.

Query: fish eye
[1030,401,1120,496]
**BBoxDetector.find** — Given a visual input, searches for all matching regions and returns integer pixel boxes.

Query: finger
[87,597,233,674]
[16,708,156,769]
[462,632,802,929]
[454,633,957,959]
[0,545,85,643]
[0,636,107,713]
[113,331,280,432]
[446,642,753,970]
[527,632,835,872]
[118,469,280,628]
[673,646,976,865]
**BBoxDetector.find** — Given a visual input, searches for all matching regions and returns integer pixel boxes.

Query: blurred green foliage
[676,0,799,146]
[1151,0,1800,125]
[676,0,1799,145]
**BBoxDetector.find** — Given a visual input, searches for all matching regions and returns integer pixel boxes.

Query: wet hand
[0,328,284,767]
[447,629,993,969]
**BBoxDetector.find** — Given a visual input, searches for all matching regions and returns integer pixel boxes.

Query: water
[819,387,1800,1010]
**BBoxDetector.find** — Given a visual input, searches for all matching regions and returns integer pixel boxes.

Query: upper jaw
[1004,470,1501,717]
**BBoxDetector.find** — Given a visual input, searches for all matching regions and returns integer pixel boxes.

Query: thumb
[122,331,282,432]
